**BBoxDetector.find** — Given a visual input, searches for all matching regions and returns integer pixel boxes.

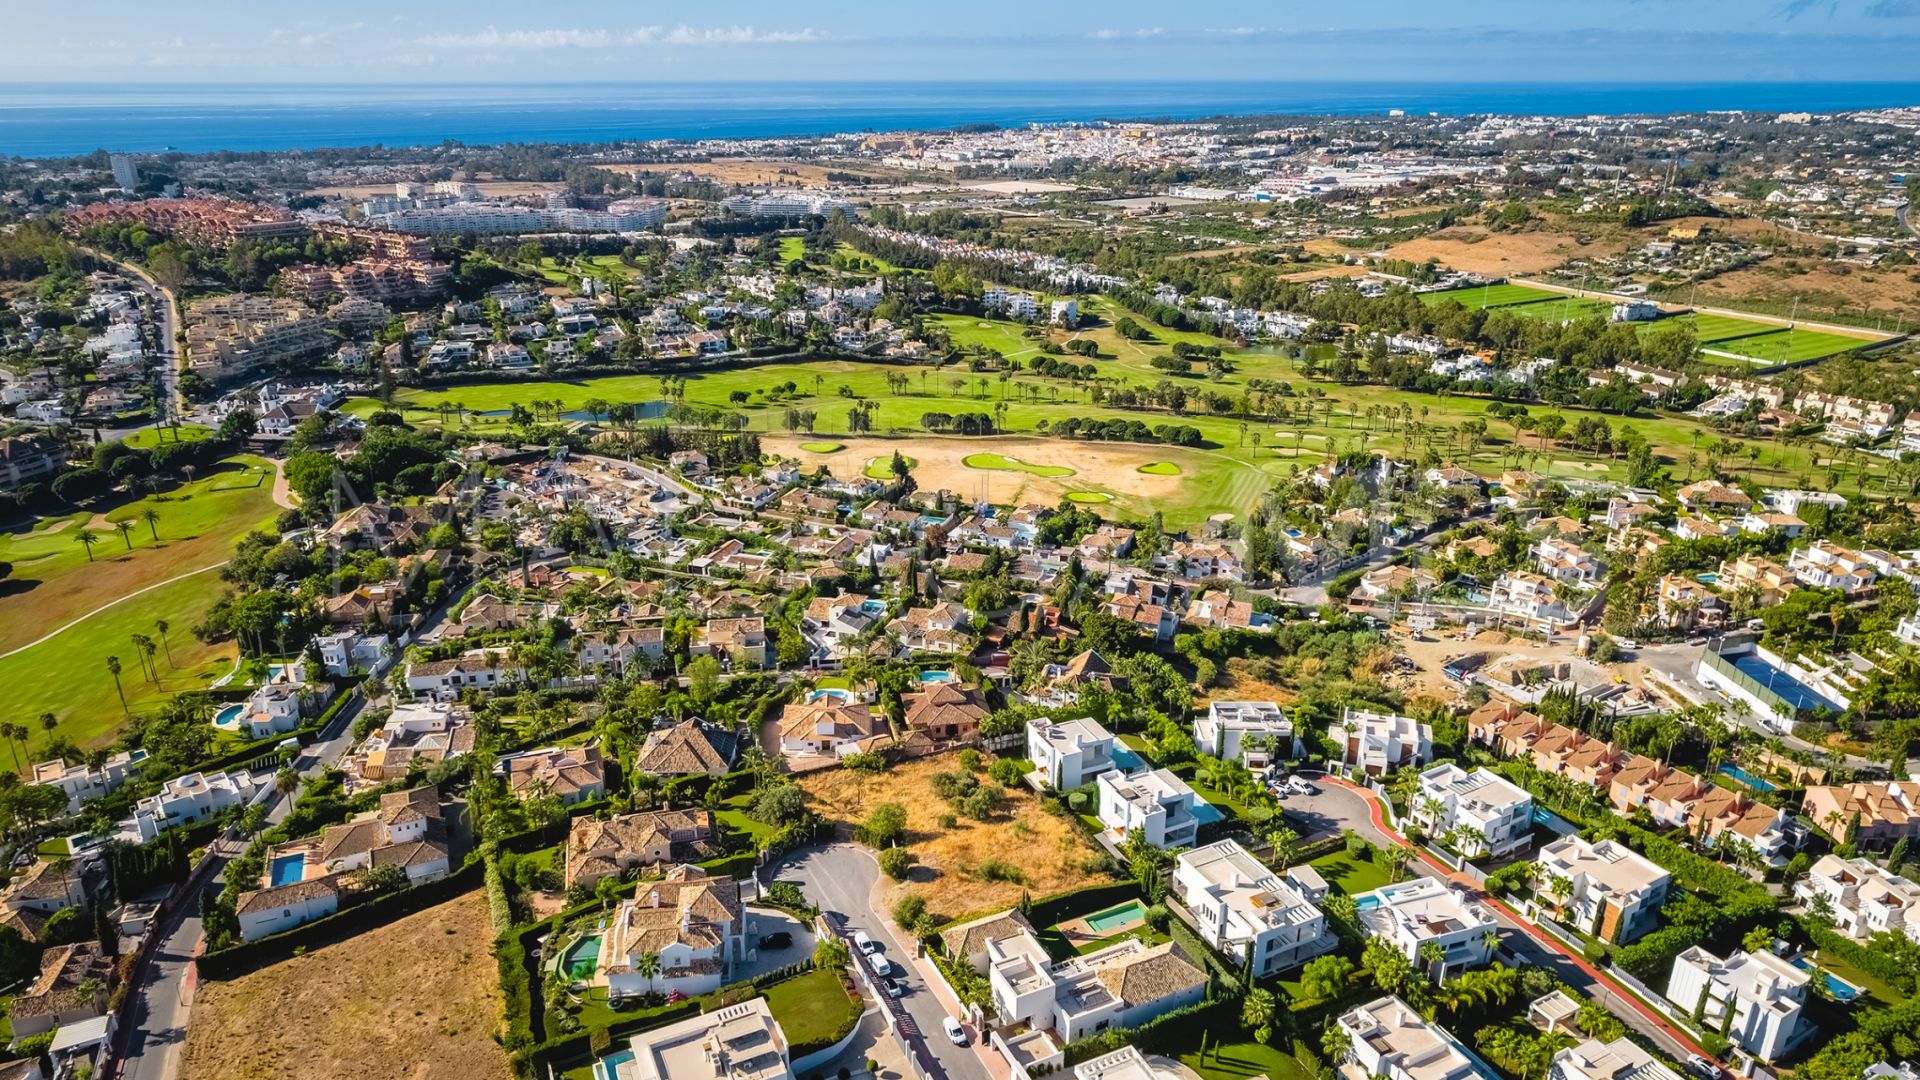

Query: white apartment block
[1027,717,1118,791]
[1354,878,1500,980]
[1174,839,1335,977]
[1413,763,1534,858]
[1534,835,1670,945]
[1786,540,1879,594]
[1194,701,1300,772]
[1333,996,1482,1080]
[1795,854,1920,943]
[1663,947,1810,1062]
[1097,768,1204,850]
[1550,1037,1685,1080]
[130,769,263,842]
[1337,708,1433,778]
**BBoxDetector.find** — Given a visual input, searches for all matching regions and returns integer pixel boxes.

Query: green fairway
[124,424,213,449]
[1065,491,1112,504]
[777,237,805,263]
[798,441,844,453]
[864,456,913,479]
[962,452,1075,478]
[1137,462,1182,476]
[1419,283,1562,310]
[926,314,1048,360]
[1503,296,1616,323]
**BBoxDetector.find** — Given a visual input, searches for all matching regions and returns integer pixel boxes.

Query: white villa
[1193,701,1300,772]
[1336,708,1433,778]
[1173,839,1335,977]
[597,866,745,999]
[33,749,145,813]
[1795,854,1920,943]
[129,769,263,842]
[1096,768,1204,849]
[610,998,792,1080]
[1354,878,1500,981]
[1333,996,1484,1080]
[1534,835,1670,945]
[1550,1037,1685,1080]
[1412,763,1534,858]
[985,930,1206,1055]
[1028,717,1118,792]
[1664,947,1811,1062]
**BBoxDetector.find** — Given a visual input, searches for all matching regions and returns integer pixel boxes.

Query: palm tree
[1419,940,1447,984]
[105,656,128,717]
[1320,1022,1353,1066]
[1479,928,1501,959]
[632,951,662,992]
[38,711,57,751]
[1384,845,1413,884]
[154,619,174,667]
[0,723,18,773]
[112,519,136,550]
[140,507,161,542]
[75,530,101,562]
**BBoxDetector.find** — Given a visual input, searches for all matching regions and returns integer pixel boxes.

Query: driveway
[738,905,817,982]
[1275,776,1395,849]
[776,845,991,1080]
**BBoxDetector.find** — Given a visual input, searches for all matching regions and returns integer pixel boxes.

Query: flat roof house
[1337,708,1433,778]
[984,929,1205,1063]
[1534,835,1670,945]
[1664,947,1810,1062]
[1194,701,1300,772]
[1028,717,1118,792]
[611,997,791,1080]
[1333,995,1485,1080]
[1174,839,1335,977]
[1795,854,1920,943]
[1354,878,1499,982]
[1549,1037,1684,1080]
[1413,763,1534,858]
[1097,768,1204,850]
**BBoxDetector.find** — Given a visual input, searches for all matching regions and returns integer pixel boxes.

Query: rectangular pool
[1083,901,1146,934]
[1718,763,1778,792]
[1791,957,1860,1002]
[269,853,306,887]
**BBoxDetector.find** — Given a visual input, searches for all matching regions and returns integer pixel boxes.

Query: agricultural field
[796,751,1111,923]
[0,454,280,747]
[182,891,509,1080]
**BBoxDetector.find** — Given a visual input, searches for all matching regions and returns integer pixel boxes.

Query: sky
[6,0,1920,83]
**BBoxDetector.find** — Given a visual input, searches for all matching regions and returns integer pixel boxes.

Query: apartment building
[1333,996,1483,1080]
[1787,540,1879,594]
[0,434,64,493]
[1028,717,1118,791]
[719,193,855,219]
[1534,835,1670,945]
[280,257,451,303]
[1194,701,1300,771]
[1664,947,1810,1062]
[1337,708,1433,778]
[1173,839,1335,977]
[184,294,329,378]
[1412,763,1533,858]
[1795,854,1920,942]
[1354,878,1499,980]
[1097,768,1204,850]
[371,197,668,235]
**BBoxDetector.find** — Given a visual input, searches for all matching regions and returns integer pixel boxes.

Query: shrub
[892,893,927,927]
[988,758,1027,786]
[937,813,958,830]
[878,847,916,880]
[977,857,1025,884]
[958,748,983,771]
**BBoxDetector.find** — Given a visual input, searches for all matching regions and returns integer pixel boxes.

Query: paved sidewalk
[866,873,1013,1080]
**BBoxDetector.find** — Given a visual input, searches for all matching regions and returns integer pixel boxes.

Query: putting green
[962,453,1076,478]
[799,441,844,453]
[864,456,914,480]
[1065,491,1112,504]
[1137,462,1182,476]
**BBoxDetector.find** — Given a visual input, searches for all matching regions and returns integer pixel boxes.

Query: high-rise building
[109,153,138,192]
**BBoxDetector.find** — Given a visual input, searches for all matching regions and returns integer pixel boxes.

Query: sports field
[1501,296,1616,323]
[1645,311,1884,364]
[1419,283,1562,310]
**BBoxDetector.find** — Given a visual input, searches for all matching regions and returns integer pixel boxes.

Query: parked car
[757,931,792,950]
[882,978,905,999]
[1686,1055,1721,1080]
[853,930,879,955]
[943,1017,968,1045]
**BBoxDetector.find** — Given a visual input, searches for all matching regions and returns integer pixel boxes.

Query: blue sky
[7,0,1920,82]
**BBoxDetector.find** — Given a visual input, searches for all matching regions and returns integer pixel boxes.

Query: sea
[3,81,1919,158]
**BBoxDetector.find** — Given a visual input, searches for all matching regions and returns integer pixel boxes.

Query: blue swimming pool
[918,670,954,684]
[214,703,245,728]
[593,1050,636,1080]
[1718,763,1779,792]
[810,688,852,703]
[1792,957,1860,1001]
[269,853,306,887]
[1728,654,1842,713]
[1355,895,1383,911]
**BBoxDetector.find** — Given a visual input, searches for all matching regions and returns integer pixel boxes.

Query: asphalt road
[80,246,182,438]
[777,845,990,1080]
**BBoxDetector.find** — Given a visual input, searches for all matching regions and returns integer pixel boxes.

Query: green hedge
[1800,918,1918,995]
[1024,881,1142,929]
[1166,912,1237,986]
[1065,996,1239,1065]
[198,860,484,979]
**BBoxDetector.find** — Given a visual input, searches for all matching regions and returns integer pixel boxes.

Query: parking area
[739,906,817,981]
[1272,772,1396,848]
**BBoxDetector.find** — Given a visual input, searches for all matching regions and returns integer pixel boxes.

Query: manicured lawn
[797,441,844,453]
[1065,491,1111,503]
[761,966,861,1047]
[778,237,806,263]
[1813,949,1907,1008]
[1307,849,1394,896]
[124,423,213,449]
[963,452,1075,478]
[715,794,782,847]
[1137,462,1182,475]
[1418,283,1562,310]
[863,456,911,480]
[1177,1039,1315,1080]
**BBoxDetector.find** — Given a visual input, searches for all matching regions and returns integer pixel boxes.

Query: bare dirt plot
[599,160,894,187]
[762,434,1187,507]
[1684,263,1920,319]
[1387,228,1627,276]
[797,753,1112,923]
[183,891,509,1080]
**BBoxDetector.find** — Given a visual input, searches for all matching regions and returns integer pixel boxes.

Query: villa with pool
[236,786,450,941]
[593,865,745,1001]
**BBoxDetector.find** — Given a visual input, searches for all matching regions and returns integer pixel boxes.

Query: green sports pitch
[1419,284,1563,310]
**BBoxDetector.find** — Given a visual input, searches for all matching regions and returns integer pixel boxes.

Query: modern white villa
[1028,717,1118,791]
[1095,768,1204,849]
[1663,947,1811,1062]
[1336,708,1433,778]
[1533,835,1670,945]
[1193,701,1300,771]
[1354,878,1500,981]
[1333,996,1486,1080]
[1412,763,1534,858]
[1173,839,1335,977]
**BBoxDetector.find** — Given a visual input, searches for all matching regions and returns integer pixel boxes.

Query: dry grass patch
[797,752,1113,922]
[1387,227,1626,276]
[183,891,509,1080]
[763,434,1186,509]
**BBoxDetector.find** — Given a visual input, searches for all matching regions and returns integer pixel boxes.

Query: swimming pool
[1718,763,1779,792]
[213,703,245,729]
[563,934,603,980]
[810,688,852,703]
[592,1050,636,1080]
[1083,901,1146,934]
[1791,957,1860,1001]
[1354,895,1383,911]
[269,853,306,887]
[918,670,955,684]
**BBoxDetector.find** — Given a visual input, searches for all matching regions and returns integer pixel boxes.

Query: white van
[853,930,880,955]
